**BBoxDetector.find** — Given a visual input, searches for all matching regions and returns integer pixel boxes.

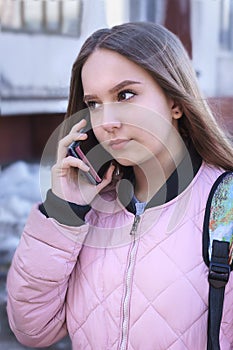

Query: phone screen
[68,128,112,185]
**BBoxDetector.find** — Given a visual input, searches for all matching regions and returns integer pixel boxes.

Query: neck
[133,144,186,203]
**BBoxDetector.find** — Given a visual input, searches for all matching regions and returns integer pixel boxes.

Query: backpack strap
[203,171,233,350]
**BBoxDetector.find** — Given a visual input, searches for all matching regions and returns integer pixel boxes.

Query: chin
[115,157,137,167]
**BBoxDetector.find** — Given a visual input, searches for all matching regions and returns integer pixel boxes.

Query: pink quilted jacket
[7,163,233,349]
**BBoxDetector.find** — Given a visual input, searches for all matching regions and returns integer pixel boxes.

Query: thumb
[97,164,115,190]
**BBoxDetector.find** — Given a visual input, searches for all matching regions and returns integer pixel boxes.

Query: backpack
[203,171,233,350]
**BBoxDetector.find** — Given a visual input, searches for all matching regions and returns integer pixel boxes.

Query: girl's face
[81,49,183,168]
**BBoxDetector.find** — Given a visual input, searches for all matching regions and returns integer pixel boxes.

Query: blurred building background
[1,0,233,164]
[0,1,233,349]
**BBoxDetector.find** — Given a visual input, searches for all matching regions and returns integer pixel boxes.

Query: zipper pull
[130,215,140,235]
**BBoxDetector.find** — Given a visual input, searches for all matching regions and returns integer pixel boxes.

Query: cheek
[140,88,172,115]
[89,114,101,135]
[136,118,179,159]
[91,124,104,143]
[133,115,174,144]
[126,103,173,132]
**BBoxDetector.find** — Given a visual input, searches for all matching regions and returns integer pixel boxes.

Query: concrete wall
[191,0,233,97]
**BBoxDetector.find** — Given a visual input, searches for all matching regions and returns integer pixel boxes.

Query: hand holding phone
[68,128,112,185]
[51,118,117,205]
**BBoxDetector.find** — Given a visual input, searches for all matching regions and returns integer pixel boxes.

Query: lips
[109,139,129,150]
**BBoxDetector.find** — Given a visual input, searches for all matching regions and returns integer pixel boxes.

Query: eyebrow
[83,80,141,102]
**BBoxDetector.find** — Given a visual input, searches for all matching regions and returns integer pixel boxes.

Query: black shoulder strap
[203,171,233,350]
[207,240,230,350]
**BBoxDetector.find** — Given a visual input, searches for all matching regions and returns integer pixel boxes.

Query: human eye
[117,90,136,102]
[85,100,102,111]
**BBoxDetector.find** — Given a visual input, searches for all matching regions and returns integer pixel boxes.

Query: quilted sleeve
[6,205,89,348]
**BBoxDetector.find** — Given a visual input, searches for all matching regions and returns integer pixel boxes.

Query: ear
[171,102,183,120]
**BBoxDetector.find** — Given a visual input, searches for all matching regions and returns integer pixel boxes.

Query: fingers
[57,119,87,162]
[96,164,115,190]
[51,156,89,183]
[60,156,90,172]
[53,119,116,204]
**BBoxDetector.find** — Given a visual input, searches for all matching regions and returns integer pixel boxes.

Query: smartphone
[68,128,112,185]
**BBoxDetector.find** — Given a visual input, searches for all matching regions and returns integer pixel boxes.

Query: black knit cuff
[39,189,91,226]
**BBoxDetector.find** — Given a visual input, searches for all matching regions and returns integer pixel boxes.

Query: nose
[101,103,121,133]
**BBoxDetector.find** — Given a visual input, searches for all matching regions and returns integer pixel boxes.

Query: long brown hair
[64,22,233,171]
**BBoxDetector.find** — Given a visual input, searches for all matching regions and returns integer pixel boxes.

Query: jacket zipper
[130,215,140,235]
[119,215,141,350]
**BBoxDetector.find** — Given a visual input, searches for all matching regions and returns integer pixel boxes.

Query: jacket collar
[117,144,202,214]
